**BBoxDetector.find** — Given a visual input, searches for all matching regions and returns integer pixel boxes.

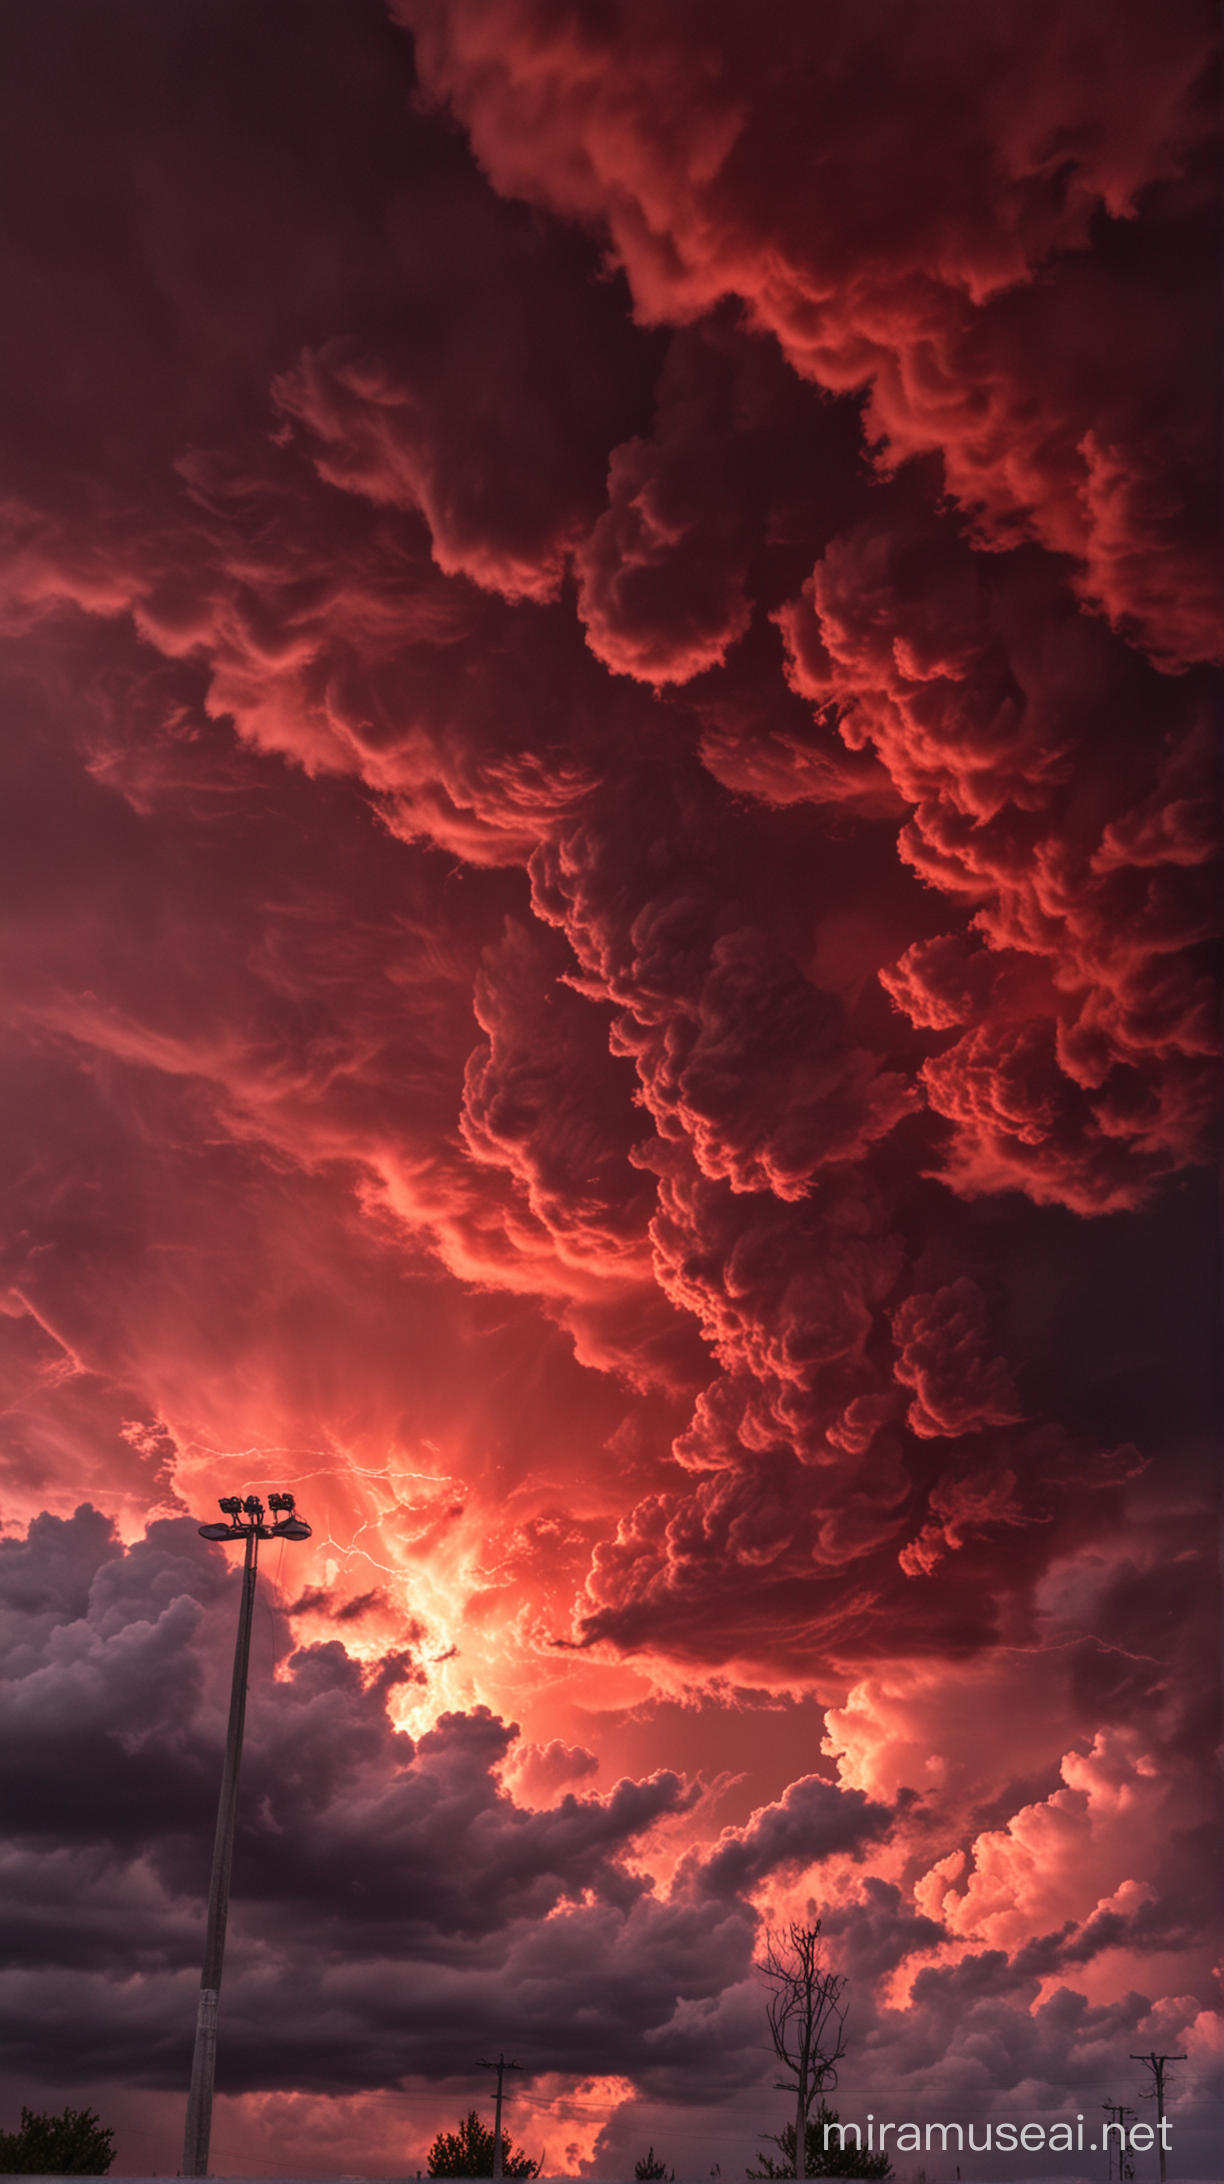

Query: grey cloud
[692,1775,892,1899]
[0,1513,760,2096]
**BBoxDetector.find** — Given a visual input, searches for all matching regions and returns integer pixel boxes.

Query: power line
[367,2077,1217,2111]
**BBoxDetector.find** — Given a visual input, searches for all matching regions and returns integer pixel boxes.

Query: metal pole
[183,1526,260,2177]
[492,2054,505,2181]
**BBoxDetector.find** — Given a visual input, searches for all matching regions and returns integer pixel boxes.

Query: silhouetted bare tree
[756,1923,848,2181]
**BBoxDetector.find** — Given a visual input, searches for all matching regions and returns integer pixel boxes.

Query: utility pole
[479,2053,523,2180]
[1101,2102,1136,2182]
[1130,2053,1185,2184]
[182,1492,311,2178]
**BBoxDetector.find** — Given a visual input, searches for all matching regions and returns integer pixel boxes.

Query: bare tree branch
[755,1923,848,2182]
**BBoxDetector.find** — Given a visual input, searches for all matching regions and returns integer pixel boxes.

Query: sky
[0,1,1219,2177]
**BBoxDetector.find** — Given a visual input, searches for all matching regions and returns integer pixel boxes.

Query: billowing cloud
[891,1280,1022,1442]
[781,507,1217,1213]
[400,0,1220,666]
[0,1511,857,2102]
[0,0,1217,2174]
[691,1775,891,1901]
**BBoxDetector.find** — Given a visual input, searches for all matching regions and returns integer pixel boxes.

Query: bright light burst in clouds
[0,0,1219,2175]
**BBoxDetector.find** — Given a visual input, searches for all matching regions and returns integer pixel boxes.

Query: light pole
[182,1491,311,2178]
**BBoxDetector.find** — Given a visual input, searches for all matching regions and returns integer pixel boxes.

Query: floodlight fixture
[194,1492,313,1544]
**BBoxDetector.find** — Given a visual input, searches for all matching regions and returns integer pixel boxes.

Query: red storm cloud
[399,0,1219,666]
[0,1,1219,2175]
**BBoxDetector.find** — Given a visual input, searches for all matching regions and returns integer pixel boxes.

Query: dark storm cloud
[782,508,1217,1213]
[0,0,1218,2159]
[0,1514,888,2095]
[7,1516,1208,2120]
[400,0,1220,666]
[1,0,1215,1706]
[691,1776,892,1900]
[0,1512,696,1936]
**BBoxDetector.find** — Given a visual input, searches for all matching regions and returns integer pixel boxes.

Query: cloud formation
[401,0,1220,667]
[0,0,1218,2173]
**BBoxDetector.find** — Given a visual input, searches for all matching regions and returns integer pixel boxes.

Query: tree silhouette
[426,2109,541,2177]
[0,2107,115,2175]
[636,2150,675,2180]
[747,2109,892,2179]
[756,1923,849,2181]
